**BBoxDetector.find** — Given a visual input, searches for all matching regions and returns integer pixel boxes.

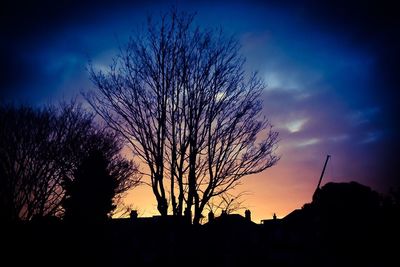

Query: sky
[1,0,399,223]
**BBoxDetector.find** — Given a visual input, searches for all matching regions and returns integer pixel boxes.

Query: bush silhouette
[62,150,118,222]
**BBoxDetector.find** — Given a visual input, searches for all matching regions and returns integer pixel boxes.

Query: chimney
[245,209,251,221]
[130,210,138,220]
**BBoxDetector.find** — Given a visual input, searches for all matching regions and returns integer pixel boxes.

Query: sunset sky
[1,0,399,223]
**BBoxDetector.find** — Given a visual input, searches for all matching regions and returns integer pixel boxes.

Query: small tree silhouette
[62,150,118,222]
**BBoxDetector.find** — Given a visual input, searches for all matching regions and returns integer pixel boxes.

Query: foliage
[63,150,117,221]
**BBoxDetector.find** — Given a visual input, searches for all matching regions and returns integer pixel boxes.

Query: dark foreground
[2,182,400,267]
[2,210,398,267]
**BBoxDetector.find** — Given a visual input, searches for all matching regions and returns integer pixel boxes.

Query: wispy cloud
[285,118,308,133]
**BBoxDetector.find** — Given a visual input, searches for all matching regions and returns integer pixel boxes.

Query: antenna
[317,154,331,190]
[312,155,331,202]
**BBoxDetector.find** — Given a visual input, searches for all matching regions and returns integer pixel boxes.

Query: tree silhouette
[0,104,66,222]
[88,9,279,223]
[312,181,380,220]
[0,102,140,222]
[62,150,117,222]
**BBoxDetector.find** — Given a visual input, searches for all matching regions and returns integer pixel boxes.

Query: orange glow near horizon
[121,148,330,224]
[117,106,389,224]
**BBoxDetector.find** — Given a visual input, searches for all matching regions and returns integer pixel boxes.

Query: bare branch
[87,9,279,224]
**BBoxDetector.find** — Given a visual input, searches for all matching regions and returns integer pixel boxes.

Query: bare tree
[88,9,279,224]
[0,102,140,222]
[0,105,53,221]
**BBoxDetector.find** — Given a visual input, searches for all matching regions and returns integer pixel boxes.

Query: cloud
[285,118,308,133]
[360,131,383,144]
[296,138,320,147]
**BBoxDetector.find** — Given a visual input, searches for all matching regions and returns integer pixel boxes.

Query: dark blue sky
[1,0,399,218]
